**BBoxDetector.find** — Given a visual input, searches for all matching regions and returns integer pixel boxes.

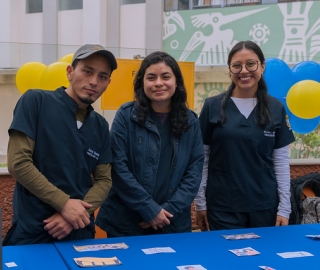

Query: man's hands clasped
[44,198,92,240]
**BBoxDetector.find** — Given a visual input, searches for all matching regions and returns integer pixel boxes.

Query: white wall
[83,0,107,45]
[57,10,83,58]
[0,1,150,65]
[22,14,43,44]
[0,0,11,42]
[19,13,44,65]
[120,4,146,59]
[0,0,12,67]
[0,0,40,67]
[0,72,21,165]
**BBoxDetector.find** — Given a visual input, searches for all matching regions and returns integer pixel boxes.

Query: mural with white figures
[163,2,320,160]
[278,3,320,63]
[179,8,269,65]
[163,2,320,64]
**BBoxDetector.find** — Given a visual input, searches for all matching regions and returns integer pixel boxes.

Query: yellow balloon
[15,62,47,94]
[58,54,74,64]
[287,80,320,119]
[39,62,70,91]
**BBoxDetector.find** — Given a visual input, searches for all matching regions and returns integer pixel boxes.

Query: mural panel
[163,2,320,64]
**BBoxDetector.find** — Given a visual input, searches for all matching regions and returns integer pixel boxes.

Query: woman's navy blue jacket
[96,102,204,236]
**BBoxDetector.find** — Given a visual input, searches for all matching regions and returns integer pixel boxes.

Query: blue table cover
[2,243,68,270]
[53,224,320,270]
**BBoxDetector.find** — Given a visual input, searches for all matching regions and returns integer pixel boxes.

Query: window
[164,0,318,10]
[26,0,43,13]
[59,0,83,11]
[164,0,190,11]
[121,0,146,4]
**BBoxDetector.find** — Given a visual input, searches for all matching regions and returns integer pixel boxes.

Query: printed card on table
[5,262,18,268]
[306,234,320,240]
[74,257,121,267]
[177,265,207,270]
[222,232,260,240]
[229,247,260,256]
[276,251,314,258]
[142,247,176,254]
[73,243,128,252]
[259,266,276,270]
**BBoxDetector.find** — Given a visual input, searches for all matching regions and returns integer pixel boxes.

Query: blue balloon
[281,98,319,134]
[289,114,319,134]
[278,97,287,107]
[270,61,320,134]
[264,58,293,99]
[291,61,320,84]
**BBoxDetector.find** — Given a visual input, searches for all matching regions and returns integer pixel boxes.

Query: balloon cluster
[264,59,320,134]
[15,54,74,94]
[15,55,320,135]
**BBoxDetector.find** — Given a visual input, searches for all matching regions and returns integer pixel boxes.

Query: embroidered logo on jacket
[264,131,275,137]
[87,148,100,160]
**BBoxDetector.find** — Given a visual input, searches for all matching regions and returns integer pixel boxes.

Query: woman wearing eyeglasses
[195,41,295,231]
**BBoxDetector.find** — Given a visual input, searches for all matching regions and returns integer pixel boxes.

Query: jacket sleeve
[273,146,291,219]
[110,107,162,222]
[161,116,204,217]
[7,130,70,211]
[194,144,209,211]
[83,163,112,214]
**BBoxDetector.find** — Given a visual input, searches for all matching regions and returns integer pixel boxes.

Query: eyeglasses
[229,60,261,74]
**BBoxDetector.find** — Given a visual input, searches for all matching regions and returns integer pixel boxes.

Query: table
[2,243,68,270]
[54,224,320,270]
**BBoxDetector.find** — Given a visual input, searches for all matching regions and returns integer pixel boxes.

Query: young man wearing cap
[3,44,117,245]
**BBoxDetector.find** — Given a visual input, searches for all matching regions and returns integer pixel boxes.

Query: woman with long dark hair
[96,51,203,236]
[195,41,295,231]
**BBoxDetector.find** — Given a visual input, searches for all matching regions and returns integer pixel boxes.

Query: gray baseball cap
[71,44,117,71]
